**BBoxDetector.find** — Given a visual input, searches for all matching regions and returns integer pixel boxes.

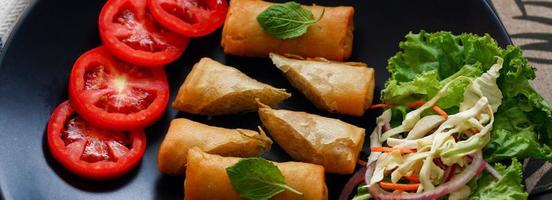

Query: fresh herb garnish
[226,157,303,200]
[257,2,325,40]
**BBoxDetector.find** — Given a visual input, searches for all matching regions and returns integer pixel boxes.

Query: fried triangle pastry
[270,53,375,116]
[258,103,365,174]
[173,57,291,115]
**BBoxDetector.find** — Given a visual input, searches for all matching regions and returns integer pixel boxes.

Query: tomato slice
[47,101,146,180]
[99,0,190,67]
[148,0,228,37]
[69,47,169,130]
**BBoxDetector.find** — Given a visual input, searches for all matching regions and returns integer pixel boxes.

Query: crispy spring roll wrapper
[270,53,375,116]
[258,104,365,174]
[172,57,290,115]
[184,148,328,200]
[157,118,272,175]
[221,0,354,61]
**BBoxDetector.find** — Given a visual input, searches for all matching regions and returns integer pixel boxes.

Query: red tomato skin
[47,101,146,180]
[147,0,228,37]
[69,47,169,131]
[99,0,190,67]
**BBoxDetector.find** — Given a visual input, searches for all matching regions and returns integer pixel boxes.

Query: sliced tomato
[99,0,190,67]
[47,101,146,180]
[148,0,228,37]
[69,47,169,130]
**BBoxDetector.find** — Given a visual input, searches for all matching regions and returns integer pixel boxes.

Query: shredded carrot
[379,182,420,191]
[369,103,388,109]
[357,159,367,166]
[370,147,416,154]
[432,105,448,120]
[405,100,426,108]
[403,176,420,183]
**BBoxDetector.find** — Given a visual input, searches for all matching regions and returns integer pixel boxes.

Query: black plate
[0,0,515,199]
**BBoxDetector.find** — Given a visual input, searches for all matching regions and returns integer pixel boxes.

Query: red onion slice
[339,166,367,200]
[433,158,447,170]
[365,151,485,200]
[383,122,391,132]
[443,164,457,183]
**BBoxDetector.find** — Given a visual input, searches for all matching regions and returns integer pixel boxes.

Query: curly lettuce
[382,31,552,163]
[386,31,500,83]
[486,47,552,162]
[468,159,528,200]
[382,66,480,113]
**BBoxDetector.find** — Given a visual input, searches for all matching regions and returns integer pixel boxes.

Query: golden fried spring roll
[258,104,365,174]
[158,118,272,175]
[270,53,375,116]
[184,148,328,200]
[172,57,290,115]
[221,0,354,61]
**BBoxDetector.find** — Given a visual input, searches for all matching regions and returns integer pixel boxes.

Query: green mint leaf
[257,2,325,40]
[226,158,303,200]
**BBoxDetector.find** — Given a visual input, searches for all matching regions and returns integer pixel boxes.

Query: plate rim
[0,0,39,66]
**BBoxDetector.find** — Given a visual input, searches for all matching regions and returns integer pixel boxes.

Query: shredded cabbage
[369,57,502,193]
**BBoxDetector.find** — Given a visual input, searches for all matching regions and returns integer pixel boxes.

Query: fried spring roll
[258,104,365,174]
[184,148,328,200]
[172,57,290,115]
[270,53,375,116]
[221,0,354,61]
[157,118,272,175]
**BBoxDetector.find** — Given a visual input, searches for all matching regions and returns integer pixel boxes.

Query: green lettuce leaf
[468,158,528,200]
[390,106,408,128]
[435,75,473,111]
[386,31,499,83]
[382,70,440,106]
[382,65,481,113]
[382,31,552,162]
[485,107,552,161]
[484,46,552,162]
